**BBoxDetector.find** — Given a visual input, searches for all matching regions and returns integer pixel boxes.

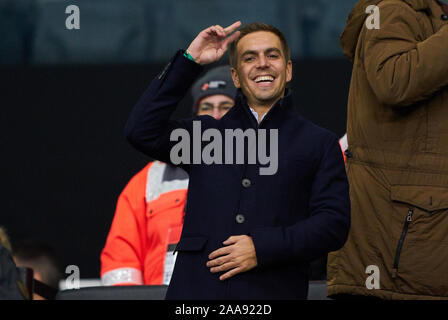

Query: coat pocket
[174,236,208,253]
[390,185,448,212]
[390,185,448,296]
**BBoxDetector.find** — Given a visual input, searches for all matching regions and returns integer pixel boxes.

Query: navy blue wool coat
[125,51,350,300]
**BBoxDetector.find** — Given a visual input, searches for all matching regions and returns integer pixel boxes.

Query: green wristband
[183,50,196,62]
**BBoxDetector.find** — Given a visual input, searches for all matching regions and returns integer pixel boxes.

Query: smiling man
[125,22,350,300]
[229,26,292,123]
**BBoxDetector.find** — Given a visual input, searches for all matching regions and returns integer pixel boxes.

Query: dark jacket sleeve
[125,50,204,165]
[250,134,351,268]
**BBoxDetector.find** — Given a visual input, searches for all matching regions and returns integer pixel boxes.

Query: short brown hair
[229,22,291,68]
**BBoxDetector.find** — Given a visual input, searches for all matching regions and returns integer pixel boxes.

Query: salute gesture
[186,21,242,65]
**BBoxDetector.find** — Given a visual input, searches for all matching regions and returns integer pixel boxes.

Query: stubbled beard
[252,89,285,106]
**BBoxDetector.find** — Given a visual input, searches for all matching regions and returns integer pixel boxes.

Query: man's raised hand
[186,21,242,65]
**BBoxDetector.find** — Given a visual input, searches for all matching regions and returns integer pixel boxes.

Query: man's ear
[231,68,241,88]
[286,60,292,83]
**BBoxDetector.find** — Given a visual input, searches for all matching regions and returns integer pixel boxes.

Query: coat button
[442,14,448,21]
[242,178,252,188]
[235,214,245,224]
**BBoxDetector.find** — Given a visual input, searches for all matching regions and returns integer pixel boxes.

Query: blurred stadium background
[0,0,356,281]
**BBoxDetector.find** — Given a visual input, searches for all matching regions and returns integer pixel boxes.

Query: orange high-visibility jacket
[100,161,188,285]
[339,133,348,162]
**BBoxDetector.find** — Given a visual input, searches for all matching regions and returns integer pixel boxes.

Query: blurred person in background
[327,0,448,299]
[13,240,63,300]
[100,66,237,286]
[0,226,28,300]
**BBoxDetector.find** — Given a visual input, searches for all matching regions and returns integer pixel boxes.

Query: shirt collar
[249,107,266,123]
[234,88,295,127]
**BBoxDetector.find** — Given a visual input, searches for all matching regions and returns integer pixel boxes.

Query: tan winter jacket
[327,0,448,299]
